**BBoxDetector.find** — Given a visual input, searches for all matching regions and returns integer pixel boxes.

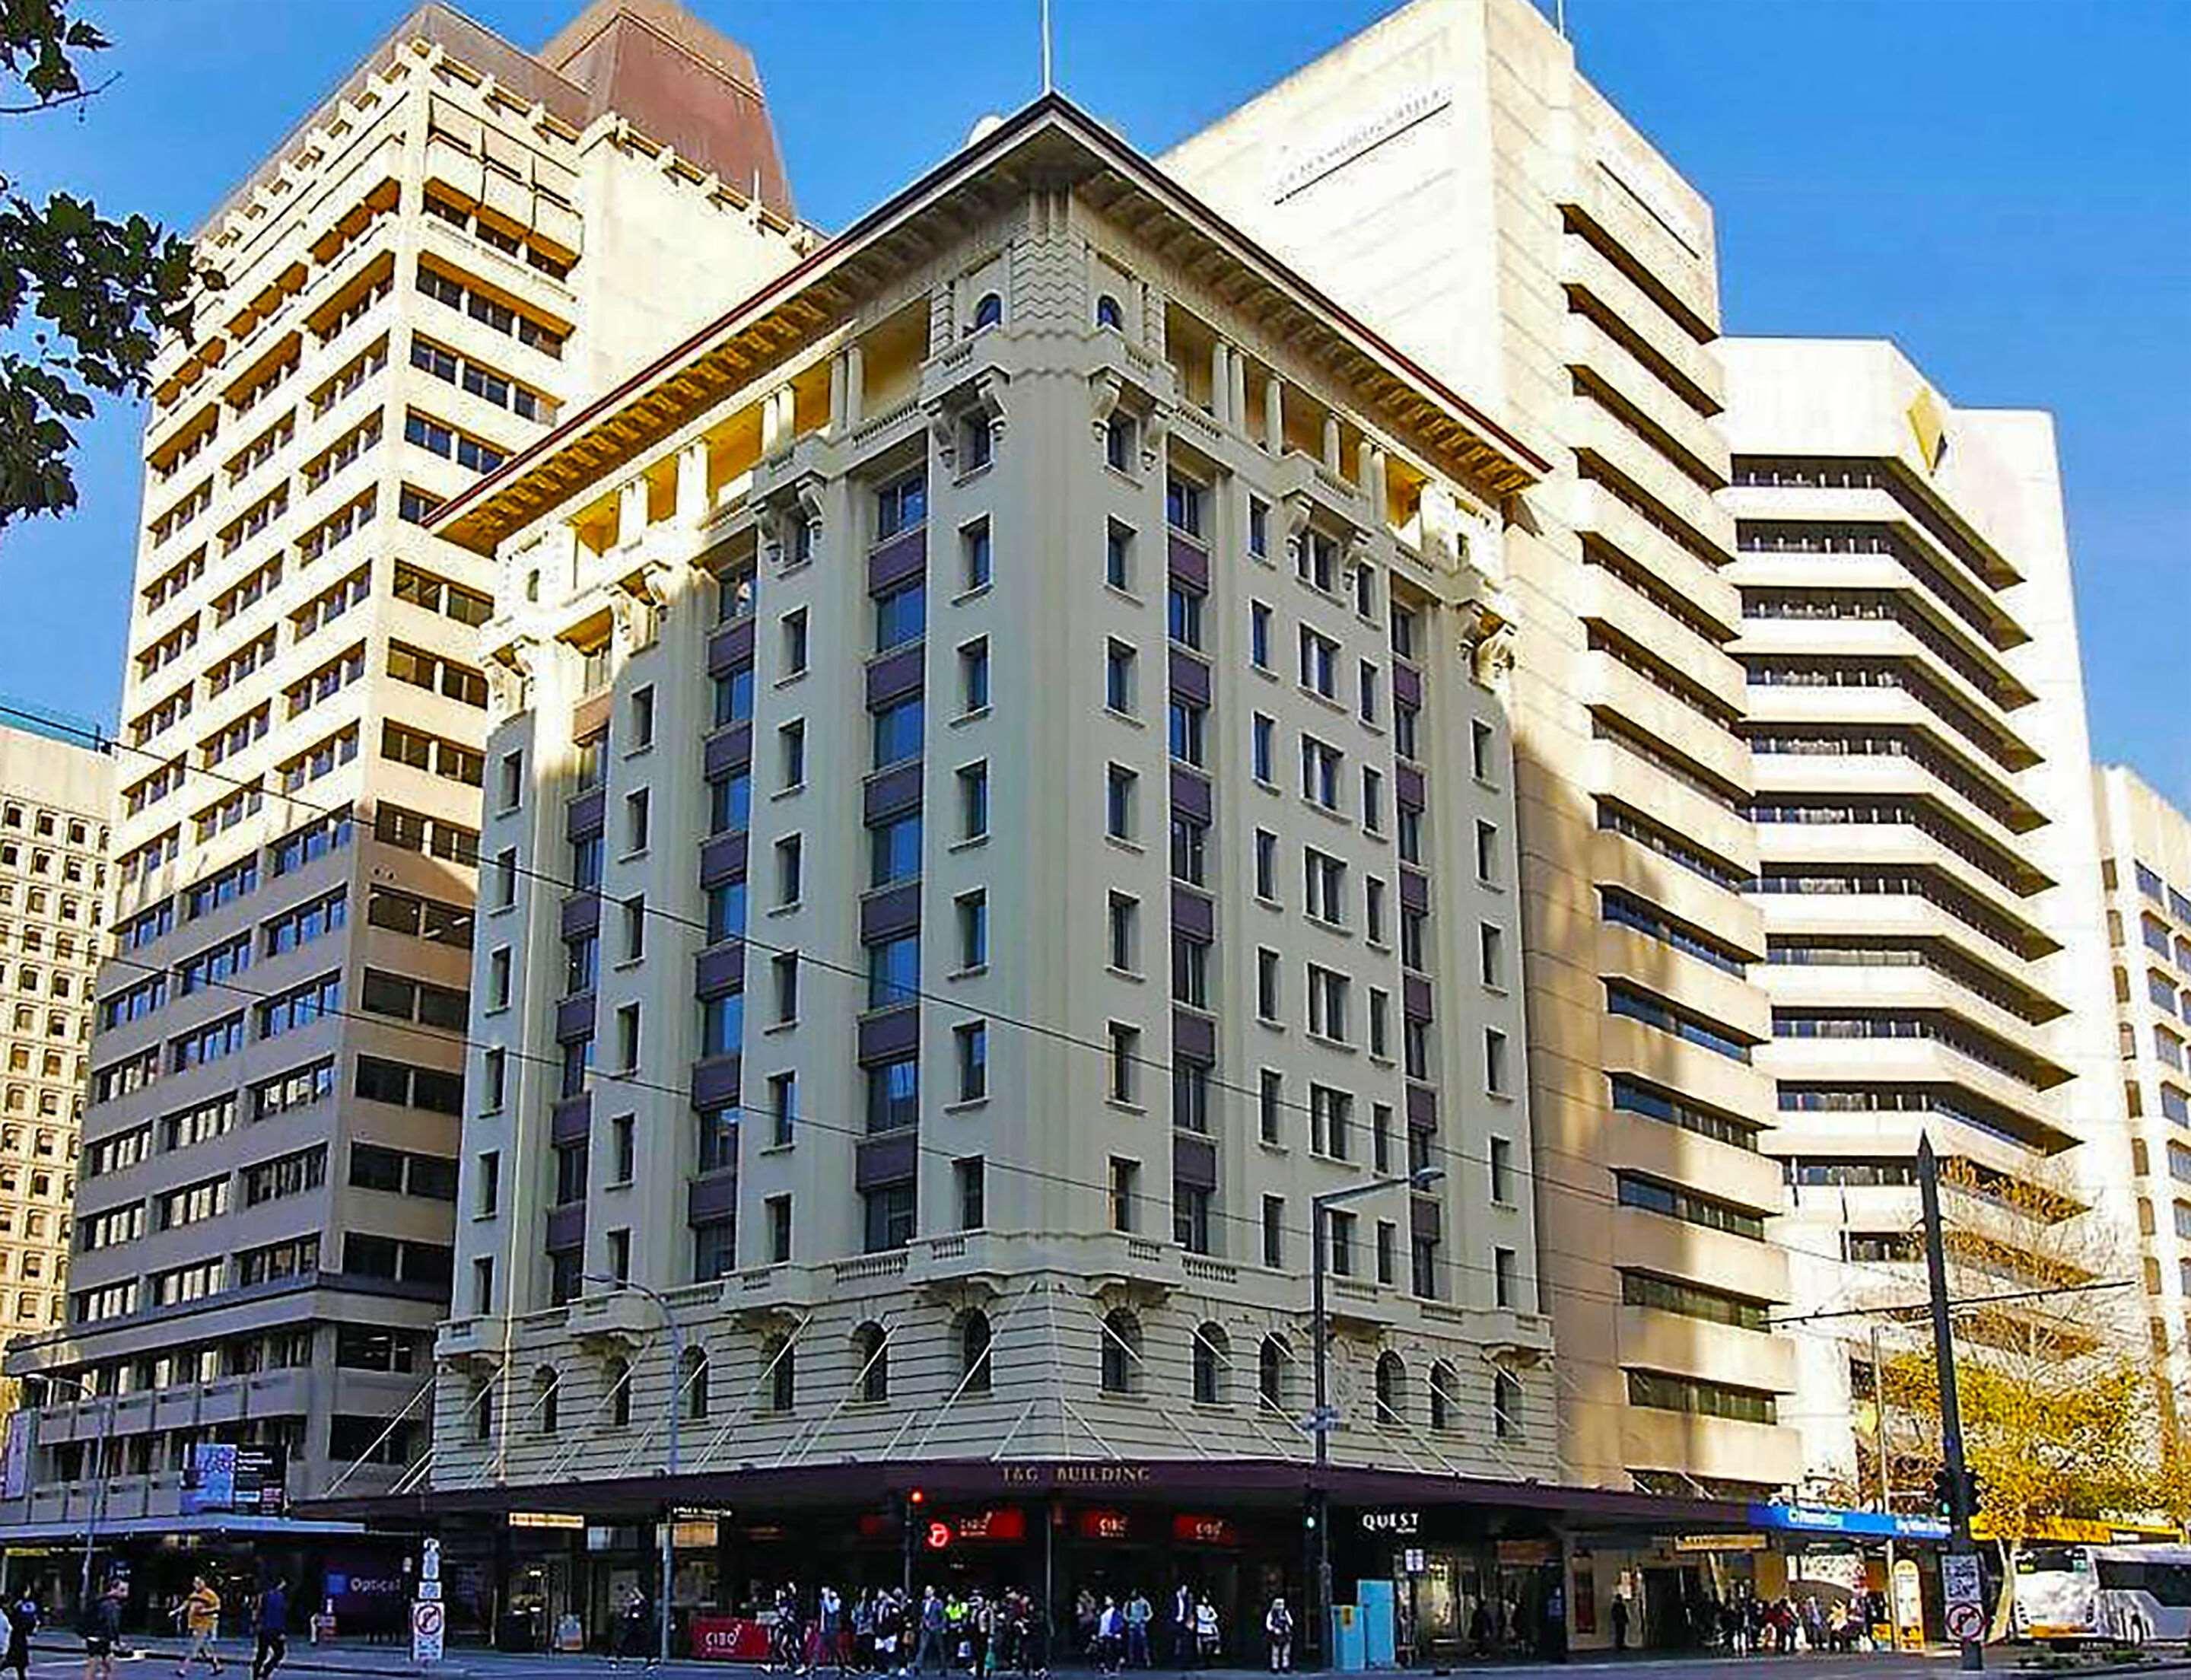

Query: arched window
[1494,1370,1522,1440]
[1192,1322,1226,1406]
[1100,1308,1140,1395]
[1429,1362,1458,1433]
[1374,1352,1405,1425]
[765,1335,795,1412]
[1095,294,1124,332]
[961,1310,994,1393]
[606,1357,631,1428]
[1258,1335,1289,1414]
[534,1367,559,1436]
[972,291,1003,331]
[681,1345,710,1421]
[469,1378,493,1443]
[854,1322,889,1403]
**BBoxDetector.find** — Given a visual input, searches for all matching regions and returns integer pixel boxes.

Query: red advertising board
[689,1618,772,1662]
[952,1507,1027,1543]
[1172,1513,1239,1547]
[1076,1509,1132,1542]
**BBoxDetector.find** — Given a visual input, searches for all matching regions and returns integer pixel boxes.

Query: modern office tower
[414,94,1569,1640]
[0,0,803,1559]
[1719,337,2128,1501]
[0,714,115,1353]
[2094,765,2191,1405]
[1168,0,1801,1509]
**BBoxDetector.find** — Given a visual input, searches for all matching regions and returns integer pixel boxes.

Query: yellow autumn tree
[1881,1157,2159,1639]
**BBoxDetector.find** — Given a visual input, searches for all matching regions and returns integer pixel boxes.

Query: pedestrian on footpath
[1121,1591,1150,1670]
[248,1579,288,1680]
[82,1578,126,1680]
[4,1582,37,1680]
[175,1575,224,1676]
[1261,1596,1293,1673]
[1192,1596,1219,1669]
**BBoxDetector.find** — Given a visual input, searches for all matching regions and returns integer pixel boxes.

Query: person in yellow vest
[175,1576,224,1676]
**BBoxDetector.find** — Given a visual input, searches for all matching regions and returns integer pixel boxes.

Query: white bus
[2014,1545,2191,1646]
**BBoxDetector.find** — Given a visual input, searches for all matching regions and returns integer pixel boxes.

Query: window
[775,836,802,907]
[1363,768,1385,835]
[863,1180,914,1252]
[875,578,926,652]
[1105,640,1137,714]
[1475,820,1500,883]
[1480,922,1506,988]
[1307,964,1350,1042]
[872,695,923,767]
[1485,1029,1509,1095]
[1165,477,1204,539]
[1259,1070,1283,1144]
[1305,848,1347,924]
[876,471,926,540]
[779,721,806,790]
[1471,720,1496,781]
[706,880,747,944]
[1105,520,1134,590]
[1257,949,1280,1021]
[1490,1137,1515,1204]
[1110,1157,1140,1232]
[1326,1208,1356,1278]
[1100,1308,1140,1394]
[1250,603,1272,670]
[1192,1323,1224,1405]
[1252,714,1275,783]
[1108,1022,1140,1103]
[959,638,990,714]
[1171,813,1207,885]
[700,993,743,1058]
[867,1056,918,1134]
[956,890,988,971]
[1254,829,1278,900]
[1311,1084,1353,1160]
[1108,893,1138,972]
[1172,1052,1211,1131]
[1105,412,1137,472]
[625,788,650,853]
[867,933,920,1010]
[771,952,799,1025]
[766,1072,797,1147]
[1168,583,1205,649]
[956,1158,986,1232]
[782,609,809,675]
[956,1021,988,1102]
[854,1322,889,1402]
[767,1195,793,1265]
[1096,293,1124,331]
[1106,765,1137,841]
[1494,1246,1518,1308]
[962,519,992,590]
[1495,1370,1523,1439]
[960,1308,994,1391]
[958,762,989,840]
[1301,736,1341,810]
[1258,1335,1289,1411]
[1261,1195,1285,1267]
[1299,627,1338,698]
[971,291,1003,330]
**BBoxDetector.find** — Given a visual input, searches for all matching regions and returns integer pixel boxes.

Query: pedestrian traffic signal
[1929,1467,1983,1517]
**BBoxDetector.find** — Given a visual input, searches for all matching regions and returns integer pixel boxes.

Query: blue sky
[5,0,2186,803]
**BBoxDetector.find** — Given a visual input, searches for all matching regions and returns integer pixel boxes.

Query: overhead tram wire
[7,700,2071,1313]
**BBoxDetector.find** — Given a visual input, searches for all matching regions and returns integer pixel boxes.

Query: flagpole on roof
[1041,0,1054,94]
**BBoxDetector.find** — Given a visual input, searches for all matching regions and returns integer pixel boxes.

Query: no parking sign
[411,1599,445,1665]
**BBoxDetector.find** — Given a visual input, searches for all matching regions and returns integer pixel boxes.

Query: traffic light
[1931,1468,1956,1517]
[908,1488,925,1510]
[1961,1468,1984,1514]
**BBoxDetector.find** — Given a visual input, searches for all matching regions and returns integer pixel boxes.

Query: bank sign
[1749,1503,1949,1542]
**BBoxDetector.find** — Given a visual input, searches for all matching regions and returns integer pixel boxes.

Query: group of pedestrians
[35,1573,293,1680]
[752,1583,1051,1678]
[1073,1586,1232,1672]
[1684,1589,1875,1655]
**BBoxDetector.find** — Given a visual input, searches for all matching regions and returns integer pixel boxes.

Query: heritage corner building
[322,82,1779,1656]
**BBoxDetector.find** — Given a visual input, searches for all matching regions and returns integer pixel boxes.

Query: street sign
[1401,1548,1425,1575]
[415,1580,441,1603]
[1945,1601,1985,1643]
[1304,1406,1340,1433]
[420,1538,440,1583]
[1942,1552,1983,1609]
[410,1600,445,1666]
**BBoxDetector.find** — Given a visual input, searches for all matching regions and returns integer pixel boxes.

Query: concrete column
[1356,439,1375,495]
[828,353,847,435]
[618,476,649,546]
[1229,352,1248,438]
[1369,447,1388,514]
[1322,413,1342,474]
[1210,339,1230,425]
[1264,375,1285,453]
[676,440,709,525]
[846,344,866,430]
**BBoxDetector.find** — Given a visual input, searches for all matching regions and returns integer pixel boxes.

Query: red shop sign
[689,1618,772,1662]
[1076,1509,1132,1542]
[954,1507,1028,1543]
[1172,1513,1238,1547]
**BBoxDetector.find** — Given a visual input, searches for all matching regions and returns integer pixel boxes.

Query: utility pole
[1871,1322,1900,1652]
[1918,1134,1983,1672]
[588,1274,682,1667]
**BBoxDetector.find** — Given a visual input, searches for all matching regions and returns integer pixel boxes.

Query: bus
[2014,1545,2191,1646]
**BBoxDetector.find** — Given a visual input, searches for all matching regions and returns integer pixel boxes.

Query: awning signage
[1748,1503,1949,1542]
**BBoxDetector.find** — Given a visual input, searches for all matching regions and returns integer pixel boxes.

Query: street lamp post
[1309,1167,1443,1668]
[36,1373,116,1614]
[586,1274,683,1668]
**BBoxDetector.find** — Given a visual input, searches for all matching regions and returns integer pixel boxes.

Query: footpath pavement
[25,1636,2116,1680]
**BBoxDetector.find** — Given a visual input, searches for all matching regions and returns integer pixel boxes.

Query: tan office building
[0,0,804,1564]
[1169,0,1799,1514]
[0,714,116,1358]
[390,89,1654,1652]
[2094,765,2191,1405]
[1719,337,2128,1503]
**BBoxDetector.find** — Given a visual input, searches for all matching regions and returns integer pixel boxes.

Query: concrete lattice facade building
[1718,338,2129,1503]
[2094,765,2191,1406]
[2,0,804,1535]
[1168,0,1802,1520]
[0,718,116,1357]
[423,93,1562,1512]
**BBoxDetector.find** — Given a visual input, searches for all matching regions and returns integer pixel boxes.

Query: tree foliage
[1876,1158,2164,1640]
[0,0,203,528]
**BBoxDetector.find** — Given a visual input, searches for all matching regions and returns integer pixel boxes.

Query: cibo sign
[1359,1510,1421,1536]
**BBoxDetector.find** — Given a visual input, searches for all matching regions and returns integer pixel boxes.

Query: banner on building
[180,1443,288,1515]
